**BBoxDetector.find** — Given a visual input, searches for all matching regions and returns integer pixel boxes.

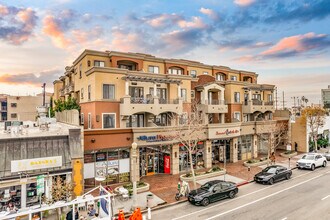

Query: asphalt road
[151,166,330,220]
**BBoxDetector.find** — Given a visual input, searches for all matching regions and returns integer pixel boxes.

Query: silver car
[296,153,327,171]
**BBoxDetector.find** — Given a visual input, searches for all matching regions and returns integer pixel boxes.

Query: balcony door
[150,88,167,103]
[129,86,144,98]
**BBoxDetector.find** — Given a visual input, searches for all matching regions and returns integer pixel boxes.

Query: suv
[296,153,327,171]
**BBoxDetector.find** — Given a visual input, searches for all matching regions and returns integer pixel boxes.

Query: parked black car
[188,180,238,206]
[254,165,292,185]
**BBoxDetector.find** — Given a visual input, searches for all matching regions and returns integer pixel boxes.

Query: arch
[243,76,253,83]
[215,72,227,81]
[117,60,138,71]
[168,66,184,75]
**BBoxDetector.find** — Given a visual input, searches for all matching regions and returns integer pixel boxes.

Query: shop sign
[37,175,45,196]
[137,134,176,142]
[11,156,62,173]
[164,156,171,174]
[216,129,239,136]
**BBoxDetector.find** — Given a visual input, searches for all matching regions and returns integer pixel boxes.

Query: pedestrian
[295,142,298,152]
[270,152,276,165]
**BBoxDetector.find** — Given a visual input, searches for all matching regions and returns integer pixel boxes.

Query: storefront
[238,135,253,160]
[179,142,205,172]
[211,139,231,163]
[139,146,171,176]
[83,148,131,187]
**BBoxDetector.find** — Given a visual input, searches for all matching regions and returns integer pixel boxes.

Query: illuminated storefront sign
[11,156,62,173]
[137,134,175,142]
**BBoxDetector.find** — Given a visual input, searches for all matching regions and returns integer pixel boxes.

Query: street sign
[37,175,45,196]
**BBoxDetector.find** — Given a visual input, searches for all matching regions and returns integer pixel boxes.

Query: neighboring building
[0,120,83,209]
[322,85,330,112]
[53,49,279,187]
[0,94,52,122]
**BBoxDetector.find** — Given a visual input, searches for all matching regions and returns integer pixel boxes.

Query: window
[11,103,17,108]
[190,70,197,78]
[81,88,84,99]
[234,112,241,121]
[234,92,240,103]
[103,84,115,99]
[88,85,91,100]
[81,113,84,125]
[191,90,195,98]
[268,94,273,102]
[168,68,183,75]
[148,66,159,74]
[79,63,82,78]
[88,113,91,129]
[11,113,17,118]
[231,76,237,81]
[216,73,226,81]
[103,113,116,128]
[94,61,105,67]
[181,89,187,101]
[127,114,144,127]
[252,94,261,100]
[203,71,208,75]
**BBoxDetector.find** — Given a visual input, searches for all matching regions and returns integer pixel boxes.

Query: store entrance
[140,146,170,176]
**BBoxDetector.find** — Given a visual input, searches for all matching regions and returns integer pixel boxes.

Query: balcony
[199,99,228,114]
[0,106,7,112]
[242,100,274,113]
[120,96,183,116]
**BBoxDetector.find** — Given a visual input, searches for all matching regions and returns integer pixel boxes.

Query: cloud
[218,39,272,51]
[200,8,220,20]
[177,16,207,29]
[144,13,182,29]
[110,27,149,52]
[0,69,61,86]
[261,32,330,58]
[42,9,76,48]
[0,4,38,45]
[235,32,330,61]
[234,0,256,7]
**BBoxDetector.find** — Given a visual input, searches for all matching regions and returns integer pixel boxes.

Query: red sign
[164,156,170,174]
[216,129,239,136]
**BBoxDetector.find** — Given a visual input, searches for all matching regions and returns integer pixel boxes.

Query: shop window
[108,149,119,160]
[96,152,107,161]
[103,113,116,128]
[84,153,95,163]
[120,149,130,159]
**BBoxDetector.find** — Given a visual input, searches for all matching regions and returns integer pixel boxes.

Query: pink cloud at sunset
[42,15,71,48]
[200,8,219,20]
[177,16,207,29]
[234,0,256,7]
[145,13,181,28]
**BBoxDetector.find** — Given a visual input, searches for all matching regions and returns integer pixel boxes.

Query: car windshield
[201,183,211,190]
[263,167,277,174]
[302,155,315,160]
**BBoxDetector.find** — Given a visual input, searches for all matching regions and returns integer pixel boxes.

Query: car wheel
[323,161,327,167]
[228,190,236,199]
[311,164,315,171]
[201,198,210,206]
[268,178,274,185]
[286,173,291,180]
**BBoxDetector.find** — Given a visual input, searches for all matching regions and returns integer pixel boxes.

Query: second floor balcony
[199,99,228,114]
[120,96,182,116]
[242,99,274,113]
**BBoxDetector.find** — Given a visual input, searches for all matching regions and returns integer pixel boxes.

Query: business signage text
[216,129,239,136]
[137,134,175,142]
[11,156,62,173]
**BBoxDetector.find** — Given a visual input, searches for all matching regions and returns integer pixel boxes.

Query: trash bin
[146,194,154,208]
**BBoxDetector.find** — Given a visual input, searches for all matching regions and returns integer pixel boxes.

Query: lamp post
[131,142,138,211]
[95,174,106,216]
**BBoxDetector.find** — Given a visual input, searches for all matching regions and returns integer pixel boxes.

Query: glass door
[147,153,155,175]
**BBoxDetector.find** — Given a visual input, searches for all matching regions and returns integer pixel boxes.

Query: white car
[296,153,327,171]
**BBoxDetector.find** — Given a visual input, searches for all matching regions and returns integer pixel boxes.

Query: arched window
[168,67,183,75]
[216,73,226,81]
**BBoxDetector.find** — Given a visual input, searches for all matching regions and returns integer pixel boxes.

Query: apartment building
[321,85,330,112]
[0,94,52,122]
[53,50,277,187]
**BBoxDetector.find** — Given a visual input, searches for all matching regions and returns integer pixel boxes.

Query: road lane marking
[171,170,318,220]
[321,195,330,200]
[205,173,324,220]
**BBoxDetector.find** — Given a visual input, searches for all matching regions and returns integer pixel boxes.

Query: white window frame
[88,113,91,129]
[203,71,208,75]
[94,60,105,67]
[81,113,84,125]
[103,84,115,100]
[181,89,187,102]
[102,113,116,129]
[231,75,237,81]
[148,66,159,74]
[234,112,241,121]
[234,92,240,103]
[216,73,225,81]
[169,68,183,75]
[190,70,197,78]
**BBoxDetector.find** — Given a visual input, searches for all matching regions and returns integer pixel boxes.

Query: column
[204,89,208,104]
[253,134,258,158]
[230,138,238,163]
[45,176,52,200]
[153,83,157,97]
[203,140,212,169]
[21,183,27,209]
[177,84,181,99]
[171,144,179,174]
[220,90,225,102]
[125,80,129,96]
[130,146,140,182]
[221,114,225,124]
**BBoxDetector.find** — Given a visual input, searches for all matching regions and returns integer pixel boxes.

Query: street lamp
[131,142,138,210]
[95,173,106,215]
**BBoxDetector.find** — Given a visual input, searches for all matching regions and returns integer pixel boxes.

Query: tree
[301,106,326,151]
[170,102,206,190]
[53,97,80,113]
[45,176,74,220]
[257,120,289,166]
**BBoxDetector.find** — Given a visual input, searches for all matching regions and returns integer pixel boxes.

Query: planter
[180,169,226,182]
[243,159,270,167]
[280,151,297,158]
[114,182,150,194]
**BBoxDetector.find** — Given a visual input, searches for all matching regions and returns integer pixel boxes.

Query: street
[152,166,330,220]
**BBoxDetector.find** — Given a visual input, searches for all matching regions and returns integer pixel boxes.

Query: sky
[0,0,330,107]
